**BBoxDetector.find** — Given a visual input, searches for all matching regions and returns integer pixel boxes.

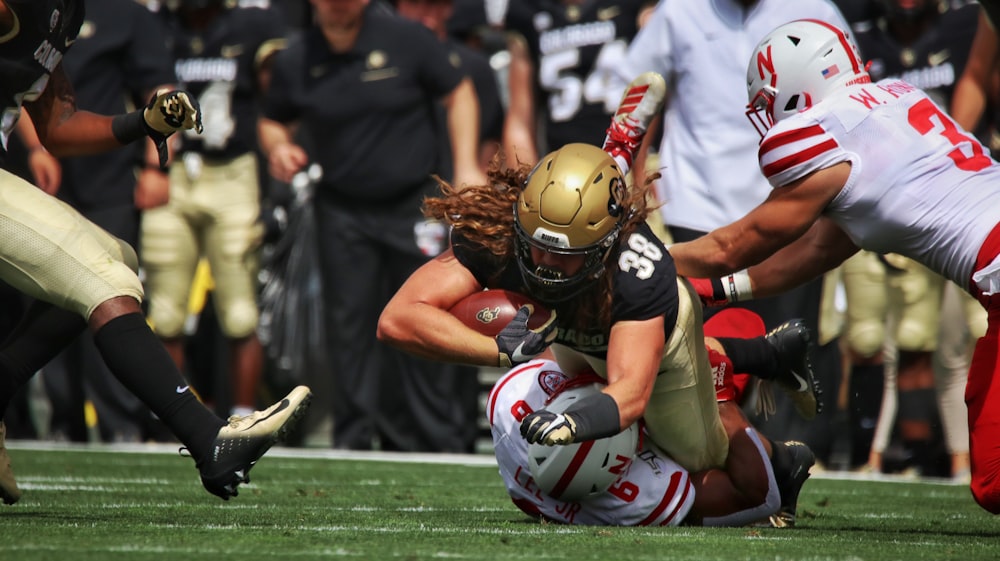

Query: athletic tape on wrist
[563,392,621,441]
[721,269,753,302]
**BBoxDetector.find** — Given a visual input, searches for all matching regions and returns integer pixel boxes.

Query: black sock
[0,300,87,417]
[92,313,224,462]
[848,363,885,467]
[898,387,938,475]
[717,337,778,379]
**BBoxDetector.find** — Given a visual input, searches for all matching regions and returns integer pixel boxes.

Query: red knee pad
[704,308,765,405]
[708,348,738,402]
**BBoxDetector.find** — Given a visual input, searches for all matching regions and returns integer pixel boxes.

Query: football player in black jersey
[141,0,289,424]
[379,73,820,527]
[501,0,656,164]
[0,0,311,505]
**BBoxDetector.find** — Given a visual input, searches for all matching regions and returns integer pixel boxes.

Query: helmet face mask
[745,19,871,138]
[515,143,626,304]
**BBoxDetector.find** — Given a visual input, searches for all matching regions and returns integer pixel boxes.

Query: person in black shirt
[0,0,310,505]
[259,0,487,452]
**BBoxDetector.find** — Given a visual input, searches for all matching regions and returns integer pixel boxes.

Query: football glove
[143,89,203,167]
[520,410,578,445]
[495,304,557,368]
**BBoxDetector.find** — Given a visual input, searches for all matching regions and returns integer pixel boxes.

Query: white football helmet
[745,19,870,137]
[527,381,639,502]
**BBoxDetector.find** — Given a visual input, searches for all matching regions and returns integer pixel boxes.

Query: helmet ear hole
[607,177,625,218]
[783,94,800,112]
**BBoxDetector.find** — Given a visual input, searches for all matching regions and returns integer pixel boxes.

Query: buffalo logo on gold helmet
[514,143,627,303]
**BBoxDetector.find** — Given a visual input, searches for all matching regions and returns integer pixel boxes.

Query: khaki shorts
[551,277,729,472]
[0,168,141,319]
[842,251,944,356]
[141,152,262,338]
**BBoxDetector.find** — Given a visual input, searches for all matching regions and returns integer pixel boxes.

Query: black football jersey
[855,2,979,109]
[161,4,287,159]
[505,0,649,151]
[451,221,679,359]
[0,0,84,163]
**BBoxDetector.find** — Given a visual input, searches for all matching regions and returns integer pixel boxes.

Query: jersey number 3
[908,98,992,172]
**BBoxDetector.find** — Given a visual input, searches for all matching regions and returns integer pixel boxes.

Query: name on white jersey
[848,80,919,110]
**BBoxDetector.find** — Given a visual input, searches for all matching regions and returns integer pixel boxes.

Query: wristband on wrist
[563,392,621,441]
[111,110,147,144]
[720,269,753,302]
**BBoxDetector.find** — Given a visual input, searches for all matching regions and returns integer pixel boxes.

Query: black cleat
[770,440,815,528]
[198,385,312,500]
[765,319,822,420]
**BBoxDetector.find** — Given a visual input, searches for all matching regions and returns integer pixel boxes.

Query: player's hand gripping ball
[448,290,557,367]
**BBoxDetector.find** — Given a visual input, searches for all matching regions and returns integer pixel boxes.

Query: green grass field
[2,443,998,561]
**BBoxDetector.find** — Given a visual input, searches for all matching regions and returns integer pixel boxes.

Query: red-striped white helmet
[745,19,870,137]
[527,382,639,502]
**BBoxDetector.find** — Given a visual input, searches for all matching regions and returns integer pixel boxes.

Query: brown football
[448,289,552,337]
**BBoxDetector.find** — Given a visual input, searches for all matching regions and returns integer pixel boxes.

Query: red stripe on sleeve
[637,471,684,526]
[660,474,691,526]
[761,138,839,178]
[759,124,826,156]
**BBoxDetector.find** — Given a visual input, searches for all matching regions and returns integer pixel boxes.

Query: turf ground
[1,442,998,561]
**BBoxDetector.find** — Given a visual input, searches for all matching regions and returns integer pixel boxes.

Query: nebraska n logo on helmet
[745,19,872,138]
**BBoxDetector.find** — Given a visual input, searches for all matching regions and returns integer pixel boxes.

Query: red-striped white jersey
[758,78,1000,289]
[487,360,694,526]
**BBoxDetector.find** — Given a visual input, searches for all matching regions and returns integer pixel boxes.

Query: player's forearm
[31,109,124,157]
[258,117,295,156]
[377,303,500,367]
[446,78,483,182]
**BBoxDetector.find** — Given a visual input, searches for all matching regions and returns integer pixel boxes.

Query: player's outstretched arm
[24,65,201,164]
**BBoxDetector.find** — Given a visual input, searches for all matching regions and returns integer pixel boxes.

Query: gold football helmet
[514,143,627,303]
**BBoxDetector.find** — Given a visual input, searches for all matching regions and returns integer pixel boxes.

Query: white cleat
[602,71,667,174]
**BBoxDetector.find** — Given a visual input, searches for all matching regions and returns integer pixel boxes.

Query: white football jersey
[487,360,695,526]
[758,78,1000,290]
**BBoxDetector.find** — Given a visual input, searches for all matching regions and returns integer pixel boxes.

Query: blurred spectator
[141,0,288,419]
[500,0,656,165]
[394,0,505,170]
[849,0,980,477]
[17,0,176,442]
[259,0,488,451]
[609,0,850,466]
[951,5,1000,147]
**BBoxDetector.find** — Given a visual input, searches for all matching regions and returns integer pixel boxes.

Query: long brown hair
[424,156,658,330]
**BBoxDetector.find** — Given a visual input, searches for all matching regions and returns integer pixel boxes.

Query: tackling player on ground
[490,308,812,526]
